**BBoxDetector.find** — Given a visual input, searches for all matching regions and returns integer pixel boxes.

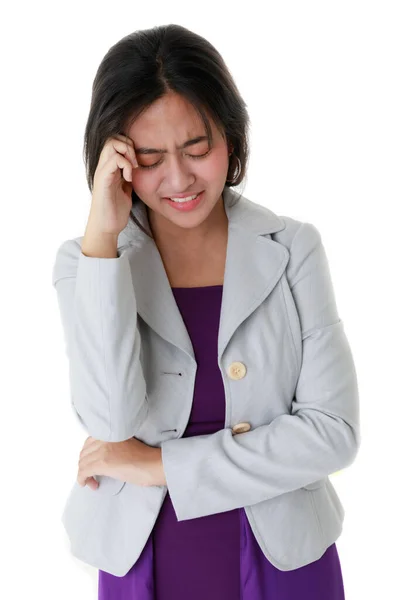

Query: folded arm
[160,222,361,521]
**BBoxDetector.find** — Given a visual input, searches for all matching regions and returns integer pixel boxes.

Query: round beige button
[227,361,247,380]
[232,422,251,435]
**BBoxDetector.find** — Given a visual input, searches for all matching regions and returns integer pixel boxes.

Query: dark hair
[83,24,250,239]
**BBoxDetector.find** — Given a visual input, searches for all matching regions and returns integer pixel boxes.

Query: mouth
[162,191,203,200]
[163,190,205,212]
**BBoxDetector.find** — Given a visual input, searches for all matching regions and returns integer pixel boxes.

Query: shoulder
[235,191,327,284]
[272,215,321,245]
[237,192,322,251]
[269,215,326,286]
[272,215,322,251]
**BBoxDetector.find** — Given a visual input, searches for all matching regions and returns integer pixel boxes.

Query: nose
[165,154,195,190]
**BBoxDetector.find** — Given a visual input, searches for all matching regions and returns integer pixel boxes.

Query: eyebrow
[134,135,209,155]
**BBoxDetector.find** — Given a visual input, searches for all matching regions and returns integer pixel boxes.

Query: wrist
[148,447,167,487]
[81,225,119,258]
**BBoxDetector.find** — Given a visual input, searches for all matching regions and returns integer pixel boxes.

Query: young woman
[52,23,360,600]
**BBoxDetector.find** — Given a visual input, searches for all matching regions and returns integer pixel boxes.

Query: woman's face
[126,91,231,235]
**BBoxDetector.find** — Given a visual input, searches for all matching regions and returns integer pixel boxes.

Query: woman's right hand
[88,134,139,236]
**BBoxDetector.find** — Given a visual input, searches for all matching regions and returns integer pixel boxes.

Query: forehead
[130,92,206,128]
[125,92,221,150]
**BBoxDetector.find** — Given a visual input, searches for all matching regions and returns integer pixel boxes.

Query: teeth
[169,193,199,203]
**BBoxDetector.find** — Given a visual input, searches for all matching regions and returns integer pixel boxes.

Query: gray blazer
[52,185,360,577]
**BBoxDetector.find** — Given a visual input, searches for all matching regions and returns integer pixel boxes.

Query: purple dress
[98,285,346,599]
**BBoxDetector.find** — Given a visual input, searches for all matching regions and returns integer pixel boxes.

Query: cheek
[205,151,230,178]
[131,169,158,194]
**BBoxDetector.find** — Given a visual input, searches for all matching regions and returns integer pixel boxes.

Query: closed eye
[139,149,211,170]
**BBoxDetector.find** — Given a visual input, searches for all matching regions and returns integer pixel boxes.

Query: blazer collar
[118,186,289,362]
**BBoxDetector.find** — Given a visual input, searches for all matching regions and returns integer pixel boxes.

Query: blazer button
[232,422,251,435]
[227,361,247,380]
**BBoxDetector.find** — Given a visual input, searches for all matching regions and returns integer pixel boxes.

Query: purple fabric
[98,285,346,599]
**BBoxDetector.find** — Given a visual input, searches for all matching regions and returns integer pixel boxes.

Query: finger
[122,140,139,169]
[82,436,96,449]
[79,444,98,460]
[85,476,99,490]
[79,437,101,460]
[78,451,107,485]
[112,136,139,169]
[78,465,98,487]
[109,153,134,183]
[96,152,133,184]
[115,133,139,168]
[79,449,101,471]
[98,138,139,171]
[77,475,98,488]
[115,133,134,149]
[115,133,134,145]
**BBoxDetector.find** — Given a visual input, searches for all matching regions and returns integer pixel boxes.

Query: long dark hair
[83,24,250,239]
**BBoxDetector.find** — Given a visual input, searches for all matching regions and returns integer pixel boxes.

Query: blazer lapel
[218,218,289,360]
[119,186,289,362]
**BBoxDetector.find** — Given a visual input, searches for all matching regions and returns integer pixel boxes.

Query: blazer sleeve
[51,238,148,442]
[160,221,361,521]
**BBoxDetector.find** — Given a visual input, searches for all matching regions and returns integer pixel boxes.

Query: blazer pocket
[94,475,126,495]
[301,478,326,491]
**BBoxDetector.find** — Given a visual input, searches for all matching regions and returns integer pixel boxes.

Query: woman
[52,23,360,599]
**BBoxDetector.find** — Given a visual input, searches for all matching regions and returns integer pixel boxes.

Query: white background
[1,1,398,598]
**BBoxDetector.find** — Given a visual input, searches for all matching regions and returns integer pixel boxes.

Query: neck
[148,194,228,254]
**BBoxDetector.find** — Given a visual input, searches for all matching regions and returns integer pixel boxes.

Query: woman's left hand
[77,436,159,490]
